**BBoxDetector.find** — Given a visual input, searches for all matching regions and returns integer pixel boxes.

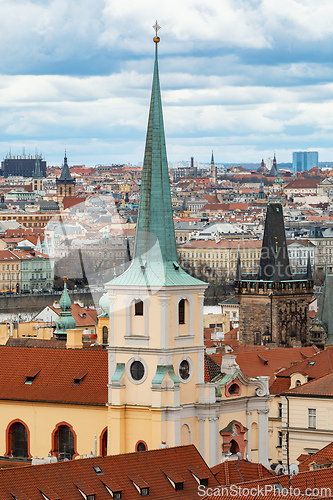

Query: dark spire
[59,150,73,181]
[258,203,292,281]
[306,250,312,280]
[236,253,242,281]
[211,150,214,164]
[33,157,43,179]
[270,153,278,177]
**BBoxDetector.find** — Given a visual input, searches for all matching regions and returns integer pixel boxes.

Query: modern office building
[1,154,46,178]
[292,151,318,173]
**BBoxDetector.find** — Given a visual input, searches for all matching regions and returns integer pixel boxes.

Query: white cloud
[0,0,332,163]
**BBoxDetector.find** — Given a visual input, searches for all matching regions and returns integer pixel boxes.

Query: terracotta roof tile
[0,445,219,500]
[210,346,318,385]
[277,349,333,380]
[0,346,107,405]
[299,442,333,472]
[204,354,221,382]
[211,459,275,486]
[204,466,333,499]
[285,371,333,397]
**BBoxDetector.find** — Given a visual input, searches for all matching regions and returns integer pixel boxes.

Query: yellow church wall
[180,417,199,446]
[110,349,203,408]
[110,290,204,350]
[0,400,107,459]
[107,405,162,455]
[168,292,203,349]
[96,316,109,345]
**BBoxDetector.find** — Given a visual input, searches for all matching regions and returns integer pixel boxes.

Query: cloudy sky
[0,0,333,166]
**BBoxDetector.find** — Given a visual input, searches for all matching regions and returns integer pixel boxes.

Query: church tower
[105,26,210,458]
[236,203,313,346]
[210,150,217,184]
[56,151,75,206]
[32,156,44,192]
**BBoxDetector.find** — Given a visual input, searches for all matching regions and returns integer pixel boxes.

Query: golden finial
[153,20,161,43]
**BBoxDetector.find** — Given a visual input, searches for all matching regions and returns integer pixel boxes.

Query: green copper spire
[55,278,76,340]
[134,40,177,264]
[106,29,205,288]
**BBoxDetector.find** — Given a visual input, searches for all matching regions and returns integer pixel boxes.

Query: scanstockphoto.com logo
[197,484,333,497]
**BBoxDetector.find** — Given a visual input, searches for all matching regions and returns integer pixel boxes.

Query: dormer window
[163,468,184,491]
[74,371,87,386]
[25,368,40,385]
[103,479,122,499]
[129,474,149,497]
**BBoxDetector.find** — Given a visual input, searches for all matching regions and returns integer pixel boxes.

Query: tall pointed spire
[258,203,292,281]
[106,26,205,287]
[59,150,73,181]
[306,250,312,280]
[134,32,177,265]
[210,150,217,184]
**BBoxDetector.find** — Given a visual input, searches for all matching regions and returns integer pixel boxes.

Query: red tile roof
[276,349,333,380]
[211,346,318,386]
[269,377,291,394]
[0,346,107,405]
[299,442,333,472]
[285,178,321,189]
[0,445,219,499]
[49,304,97,327]
[284,371,333,397]
[203,466,333,499]
[63,197,86,210]
[211,459,275,486]
[180,240,262,249]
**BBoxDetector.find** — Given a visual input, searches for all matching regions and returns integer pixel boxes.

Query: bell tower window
[178,299,185,324]
[135,299,144,316]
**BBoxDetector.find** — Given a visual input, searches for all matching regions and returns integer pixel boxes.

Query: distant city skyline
[1,1,333,166]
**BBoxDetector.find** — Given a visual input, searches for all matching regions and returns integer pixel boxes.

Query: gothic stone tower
[235,203,313,347]
[56,152,75,206]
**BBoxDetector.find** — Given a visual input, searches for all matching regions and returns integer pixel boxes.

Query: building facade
[292,151,318,173]
[1,154,46,178]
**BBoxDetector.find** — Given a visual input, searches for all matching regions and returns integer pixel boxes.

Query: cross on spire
[153,20,161,37]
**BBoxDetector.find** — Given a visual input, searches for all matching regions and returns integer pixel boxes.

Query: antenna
[289,464,299,476]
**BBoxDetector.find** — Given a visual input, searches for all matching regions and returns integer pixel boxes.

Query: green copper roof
[106,39,206,288]
[55,280,76,340]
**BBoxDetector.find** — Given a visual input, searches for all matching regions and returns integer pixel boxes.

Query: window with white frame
[308,408,316,428]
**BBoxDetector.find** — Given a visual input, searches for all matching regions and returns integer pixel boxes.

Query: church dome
[99,293,109,316]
